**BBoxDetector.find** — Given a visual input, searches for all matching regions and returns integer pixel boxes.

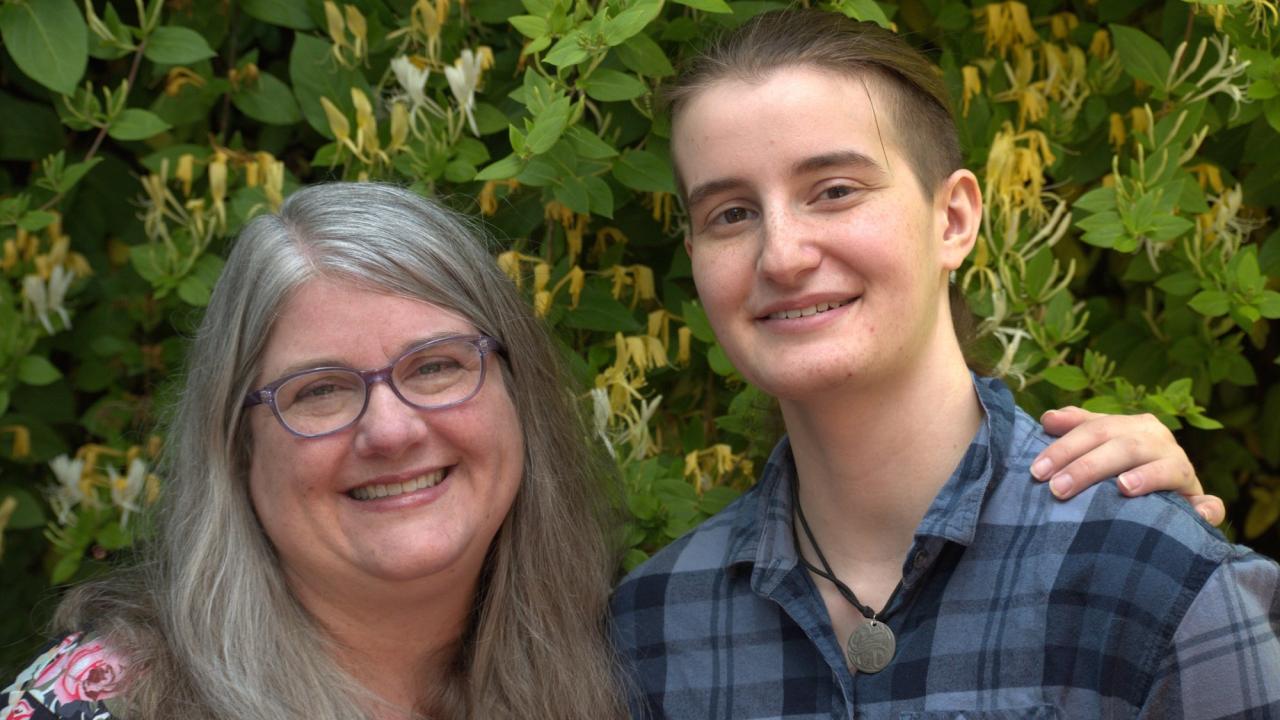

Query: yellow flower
[677,326,692,365]
[1190,163,1225,194]
[1049,12,1078,40]
[388,101,410,151]
[164,67,205,96]
[1,425,30,458]
[533,290,551,317]
[1108,112,1126,150]
[496,250,522,288]
[175,153,194,196]
[1088,29,1112,59]
[978,2,1038,57]
[961,65,982,116]
[1,239,17,272]
[984,122,1055,219]
[0,496,16,558]
[1129,105,1151,136]
[533,262,551,293]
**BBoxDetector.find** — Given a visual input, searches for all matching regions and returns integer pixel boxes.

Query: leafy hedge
[1,0,1277,674]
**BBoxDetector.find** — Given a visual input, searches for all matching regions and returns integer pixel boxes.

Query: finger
[1044,435,1168,499]
[1186,494,1226,527]
[1113,457,1203,498]
[1031,414,1151,481]
[1039,406,1096,437]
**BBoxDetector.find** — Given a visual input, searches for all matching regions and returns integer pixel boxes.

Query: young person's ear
[936,169,983,271]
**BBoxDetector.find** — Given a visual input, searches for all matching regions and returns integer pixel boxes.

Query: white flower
[391,56,431,110]
[109,458,147,527]
[444,49,485,136]
[590,387,616,459]
[47,454,86,524]
[23,266,75,334]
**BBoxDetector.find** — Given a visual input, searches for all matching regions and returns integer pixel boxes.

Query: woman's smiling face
[675,66,972,400]
[245,276,524,600]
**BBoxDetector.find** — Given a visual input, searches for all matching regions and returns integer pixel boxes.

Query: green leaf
[289,34,371,139]
[707,343,737,376]
[232,72,304,125]
[582,69,648,102]
[18,210,59,232]
[837,0,892,27]
[612,149,676,193]
[602,0,664,46]
[0,486,46,529]
[96,521,132,550]
[1236,249,1262,292]
[0,90,62,161]
[1073,187,1116,214]
[562,285,642,332]
[240,0,316,29]
[1155,271,1200,297]
[0,0,87,95]
[476,154,525,181]
[177,274,212,307]
[1109,24,1172,93]
[108,109,172,141]
[144,26,217,65]
[1188,290,1230,317]
[1245,489,1280,539]
[524,97,572,154]
[583,175,615,218]
[681,301,715,342]
[1041,365,1088,391]
[672,0,732,12]
[509,14,548,38]
[18,356,62,386]
[1259,291,1280,319]
[566,126,618,159]
[617,33,674,77]
[544,30,589,67]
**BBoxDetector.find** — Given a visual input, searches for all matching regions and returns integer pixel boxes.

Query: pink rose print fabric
[2,633,128,720]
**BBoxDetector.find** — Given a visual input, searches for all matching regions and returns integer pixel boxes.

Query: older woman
[3,183,1221,720]
[2,183,628,719]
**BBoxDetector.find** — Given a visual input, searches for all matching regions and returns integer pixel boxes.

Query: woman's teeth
[768,299,851,320]
[350,470,445,501]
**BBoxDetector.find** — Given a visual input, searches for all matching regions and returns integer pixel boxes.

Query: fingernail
[1031,458,1052,480]
[1117,473,1140,494]
[1049,474,1073,499]
[1197,506,1212,523]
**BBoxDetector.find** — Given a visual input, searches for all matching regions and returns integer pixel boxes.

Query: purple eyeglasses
[243,334,504,438]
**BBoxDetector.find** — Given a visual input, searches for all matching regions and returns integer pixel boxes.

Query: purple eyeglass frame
[243,334,504,439]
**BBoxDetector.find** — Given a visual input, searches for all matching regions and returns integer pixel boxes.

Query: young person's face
[675,66,977,400]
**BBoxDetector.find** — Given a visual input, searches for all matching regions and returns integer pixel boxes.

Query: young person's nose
[757,208,821,285]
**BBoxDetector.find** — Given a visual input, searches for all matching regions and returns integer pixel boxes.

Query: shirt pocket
[899,706,1061,720]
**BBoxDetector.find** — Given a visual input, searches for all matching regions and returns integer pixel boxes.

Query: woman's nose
[756,209,822,285]
[352,382,429,457]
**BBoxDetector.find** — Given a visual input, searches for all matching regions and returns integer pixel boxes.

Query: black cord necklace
[791,479,901,674]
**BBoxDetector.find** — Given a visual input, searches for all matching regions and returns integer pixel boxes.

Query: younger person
[611,11,1279,717]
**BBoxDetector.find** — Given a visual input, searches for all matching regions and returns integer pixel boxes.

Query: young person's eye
[817,184,858,201]
[713,206,757,225]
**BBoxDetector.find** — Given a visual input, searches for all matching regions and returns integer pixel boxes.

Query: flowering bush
[0,0,1277,673]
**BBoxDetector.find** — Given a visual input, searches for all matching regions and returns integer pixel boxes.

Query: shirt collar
[724,373,1019,587]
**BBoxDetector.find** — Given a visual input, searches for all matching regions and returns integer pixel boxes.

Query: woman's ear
[936,169,983,272]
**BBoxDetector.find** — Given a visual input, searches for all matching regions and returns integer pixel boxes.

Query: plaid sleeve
[1138,551,1280,719]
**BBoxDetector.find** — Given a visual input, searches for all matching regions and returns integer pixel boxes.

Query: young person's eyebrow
[684,177,749,210]
[791,150,886,177]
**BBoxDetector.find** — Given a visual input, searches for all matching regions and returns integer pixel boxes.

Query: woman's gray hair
[55,183,629,719]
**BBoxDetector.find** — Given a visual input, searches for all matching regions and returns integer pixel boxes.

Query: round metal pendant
[847,618,896,674]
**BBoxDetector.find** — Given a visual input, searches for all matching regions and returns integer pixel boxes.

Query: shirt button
[912,551,930,571]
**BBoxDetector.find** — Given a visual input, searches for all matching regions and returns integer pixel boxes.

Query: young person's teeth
[769,299,849,321]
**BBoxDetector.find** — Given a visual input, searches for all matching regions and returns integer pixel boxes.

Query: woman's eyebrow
[685,176,749,210]
[273,332,463,377]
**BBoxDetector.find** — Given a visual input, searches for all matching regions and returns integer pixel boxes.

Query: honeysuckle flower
[1,425,30,459]
[388,101,410,151]
[445,48,491,136]
[978,1,1037,57]
[961,65,982,115]
[0,494,16,557]
[1049,12,1077,40]
[677,326,691,365]
[23,265,75,334]
[108,459,147,527]
[1108,112,1126,150]
[48,454,87,524]
[1088,28,1112,59]
[985,122,1054,220]
[391,56,431,110]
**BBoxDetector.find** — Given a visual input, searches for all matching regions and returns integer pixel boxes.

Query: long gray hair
[55,183,629,719]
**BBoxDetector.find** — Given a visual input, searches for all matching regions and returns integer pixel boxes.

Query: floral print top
[2,633,128,720]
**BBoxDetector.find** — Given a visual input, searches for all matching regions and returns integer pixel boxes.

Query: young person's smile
[676,66,968,400]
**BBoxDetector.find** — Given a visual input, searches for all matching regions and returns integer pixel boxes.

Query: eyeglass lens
[273,339,485,436]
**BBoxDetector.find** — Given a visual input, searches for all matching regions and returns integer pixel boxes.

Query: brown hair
[665,8,963,199]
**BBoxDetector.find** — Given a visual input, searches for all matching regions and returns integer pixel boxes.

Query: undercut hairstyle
[665,8,963,199]
[54,183,629,720]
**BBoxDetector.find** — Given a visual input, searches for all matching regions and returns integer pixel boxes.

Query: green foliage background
[1,0,1278,675]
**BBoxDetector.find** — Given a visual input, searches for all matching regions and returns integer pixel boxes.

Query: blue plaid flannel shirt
[611,375,1280,719]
